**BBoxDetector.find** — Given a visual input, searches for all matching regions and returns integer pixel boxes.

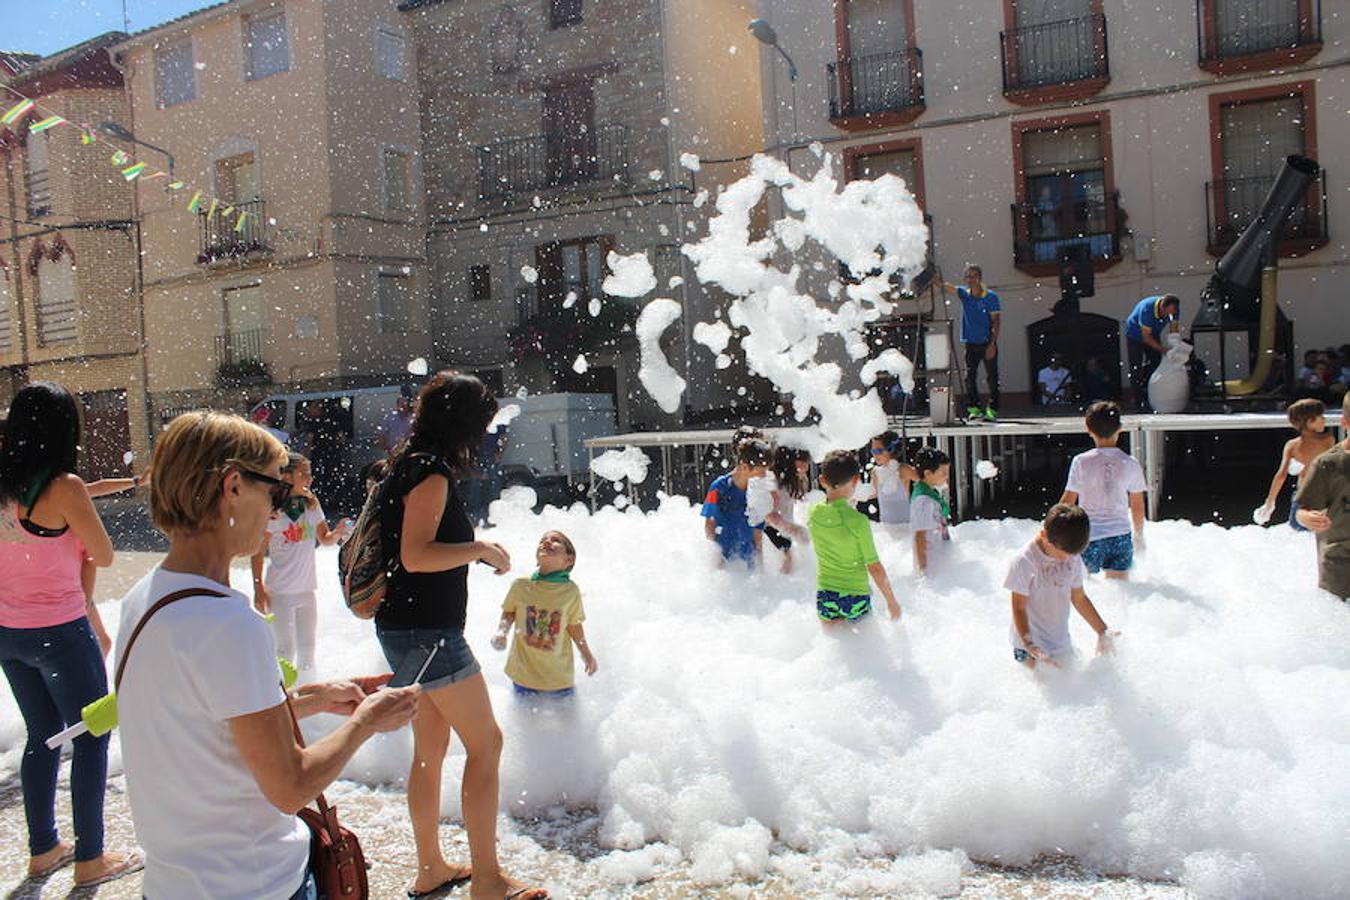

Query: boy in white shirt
[910,446,952,573]
[1037,353,1075,406]
[1006,504,1117,669]
[1060,401,1146,579]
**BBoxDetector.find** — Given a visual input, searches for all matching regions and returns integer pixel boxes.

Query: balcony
[214,328,270,387]
[827,49,925,130]
[25,168,51,218]
[478,124,629,199]
[1198,0,1321,74]
[1205,169,1328,256]
[198,199,270,265]
[1012,190,1123,272]
[1001,14,1108,104]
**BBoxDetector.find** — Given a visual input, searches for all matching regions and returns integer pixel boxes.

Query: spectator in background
[1082,356,1116,403]
[251,405,290,446]
[381,386,416,457]
[1037,354,1075,407]
[1123,294,1180,412]
[297,400,349,506]
[940,264,1002,421]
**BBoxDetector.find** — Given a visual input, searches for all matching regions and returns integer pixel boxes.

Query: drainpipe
[3,145,31,370]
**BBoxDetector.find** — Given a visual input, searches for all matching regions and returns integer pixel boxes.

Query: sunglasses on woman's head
[225,462,293,511]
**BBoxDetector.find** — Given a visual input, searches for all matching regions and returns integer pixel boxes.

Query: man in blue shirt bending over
[942,264,1002,421]
[1123,294,1180,412]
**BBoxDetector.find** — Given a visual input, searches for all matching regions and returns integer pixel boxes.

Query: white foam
[603,251,657,299]
[588,447,650,485]
[520,265,538,284]
[635,298,686,414]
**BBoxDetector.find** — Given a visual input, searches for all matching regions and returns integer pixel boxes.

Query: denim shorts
[512,683,575,699]
[375,626,480,691]
[816,590,872,621]
[1289,498,1309,532]
[1081,533,1133,573]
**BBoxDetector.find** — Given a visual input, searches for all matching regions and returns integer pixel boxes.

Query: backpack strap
[114,589,229,692]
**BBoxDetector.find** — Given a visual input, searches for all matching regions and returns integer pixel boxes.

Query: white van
[249,385,406,468]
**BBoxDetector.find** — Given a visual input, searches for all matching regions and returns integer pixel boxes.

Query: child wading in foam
[702,439,773,568]
[1007,504,1117,669]
[491,530,597,699]
[807,451,902,624]
[910,447,952,574]
[251,453,349,674]
[856,430,918,537]
[1059,401,1146,580]
[764,446,811,574]
[1258,398,1335,530]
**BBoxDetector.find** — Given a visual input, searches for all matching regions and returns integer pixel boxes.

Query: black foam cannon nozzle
[1193,154,1320,330]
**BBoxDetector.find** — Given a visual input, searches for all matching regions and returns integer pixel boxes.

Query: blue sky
[3,0,212,56]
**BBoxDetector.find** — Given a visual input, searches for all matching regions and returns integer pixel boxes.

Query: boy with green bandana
[910,447,952,574]
[807,451,902,624]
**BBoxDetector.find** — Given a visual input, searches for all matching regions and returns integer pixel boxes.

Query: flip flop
[27,846,75,879]
[407,872,472,899]
[73,851,144,889]
[503,889,548,900]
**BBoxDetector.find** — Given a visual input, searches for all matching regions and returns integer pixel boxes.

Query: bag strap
[114,588,228,692]
[282,691,342,840]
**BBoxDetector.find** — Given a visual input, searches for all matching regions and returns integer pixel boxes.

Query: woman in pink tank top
[0,382,141,886]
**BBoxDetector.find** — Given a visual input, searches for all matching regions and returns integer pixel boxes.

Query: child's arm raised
[1069,587,1117,656]
[567,623,598,675]
[490,611,515,651]
[1010,592,1055,666]
[867,562,902,620]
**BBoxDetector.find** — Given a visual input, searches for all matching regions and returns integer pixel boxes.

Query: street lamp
[747,19,798,81]
[99,120,174,177]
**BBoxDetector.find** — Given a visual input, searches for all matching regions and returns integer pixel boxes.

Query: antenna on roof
[122,0,131,32]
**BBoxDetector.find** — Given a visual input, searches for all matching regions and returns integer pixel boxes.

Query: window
[850,148,920,203]
[376,271,411,333]
[543,82,596,185]
[830,0,921,120]
[1012,114,1120,268]
[376,28,407,81]
[216,153,260,204]
[245,10,289,80]
[383,149,410,213]
[1199,0,1320,68]
[469,264,492,302]
[155,40,196,107]
[0,274,12,353]
[220,284,265,364]
[1001,0,1107,98]
[550,0,583,29]
[25,131,51,218]
[534,237,608,313]
[37,257,77,345]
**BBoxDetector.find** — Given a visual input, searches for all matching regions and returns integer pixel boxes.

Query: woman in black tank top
[374,372,545,900]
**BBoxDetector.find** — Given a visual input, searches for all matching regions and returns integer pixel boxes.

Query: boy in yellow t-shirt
[491,530,597,698]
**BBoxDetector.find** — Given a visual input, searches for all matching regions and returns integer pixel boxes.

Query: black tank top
[375,453,474,631]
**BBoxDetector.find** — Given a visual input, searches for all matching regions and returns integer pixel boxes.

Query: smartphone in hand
[387,644,440,689]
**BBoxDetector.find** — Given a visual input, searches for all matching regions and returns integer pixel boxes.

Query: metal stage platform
[584,412,1345,519]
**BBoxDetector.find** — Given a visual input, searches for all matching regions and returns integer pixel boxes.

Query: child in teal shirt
[807,451,902,624]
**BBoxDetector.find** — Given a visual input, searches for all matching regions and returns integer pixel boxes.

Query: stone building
[752,0,1347,408]
[115,0,429,425]
[0,34,151,476]
[400,0,765,429]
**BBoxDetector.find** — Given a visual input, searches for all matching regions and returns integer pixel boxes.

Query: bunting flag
[168,180,185,190]
[186,191,203,213]
[234,211,248,233]
[110,149,129,166]
[121,162,147,180]
[1,99,34,125]
[143,171,168,180]
[29,115,65,133]
[205,198,218,219]
[80,130,96,145]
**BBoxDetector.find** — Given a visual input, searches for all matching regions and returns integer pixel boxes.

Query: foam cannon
[1192,154,1319,396]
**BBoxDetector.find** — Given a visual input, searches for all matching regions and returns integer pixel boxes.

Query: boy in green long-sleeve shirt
[807,450,902,624]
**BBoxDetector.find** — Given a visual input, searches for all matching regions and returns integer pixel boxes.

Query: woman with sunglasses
[0,381,142,887]
[376,371,547,899]
[114,412,418,900]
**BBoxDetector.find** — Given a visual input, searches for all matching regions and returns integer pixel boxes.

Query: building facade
[0,35,151,476]
[401,0,765,429]
[753,0,1347,407]
[115,0,429,425]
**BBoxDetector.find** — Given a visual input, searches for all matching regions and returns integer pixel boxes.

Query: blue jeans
[289,867,317,900]
[0,617,109,861]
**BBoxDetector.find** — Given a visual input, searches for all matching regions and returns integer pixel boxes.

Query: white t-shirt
[1038,366,1073,402]
[115,568,309,900]
[1065,447,1146,541]
[858,461,911,524]
[264,501,326,594]
[1003,538,1086,660]
[910,491,950,562]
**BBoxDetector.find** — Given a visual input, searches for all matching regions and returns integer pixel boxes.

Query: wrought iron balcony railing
[478,123,629,199]
[199,198,270,264]
[214,327,270,386]
[827,48,924,120]
[1205,169,1328,250]
[1197,0,1320,64]
[1001,13,1108,93]
[1012,190,1122,267]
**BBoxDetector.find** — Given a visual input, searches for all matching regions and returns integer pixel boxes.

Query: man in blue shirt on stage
[1124,294,1180,411]
[942,264,1002,421]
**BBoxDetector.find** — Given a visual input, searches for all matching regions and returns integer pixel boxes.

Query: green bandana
[281,496,308,522]
[911,481,950,519]
[531,570,572,583]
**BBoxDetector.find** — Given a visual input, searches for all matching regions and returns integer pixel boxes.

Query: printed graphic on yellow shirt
[523,605,563,650]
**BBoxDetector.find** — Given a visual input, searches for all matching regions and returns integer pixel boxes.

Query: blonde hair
[150,412,287,535]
